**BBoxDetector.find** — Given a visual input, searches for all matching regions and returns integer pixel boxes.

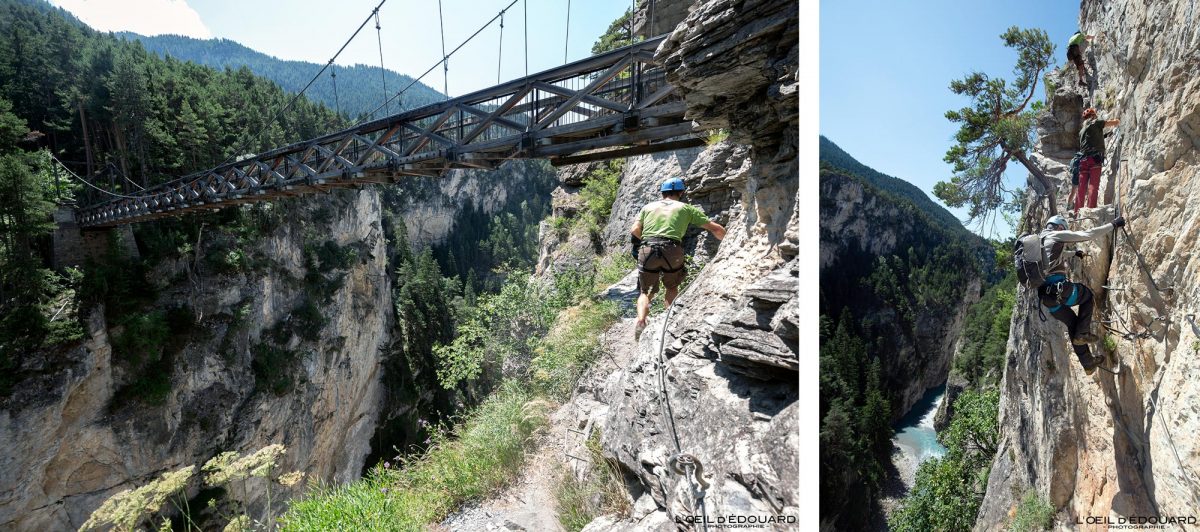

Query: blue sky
[50,0,631,99]
[821,0,1081,236]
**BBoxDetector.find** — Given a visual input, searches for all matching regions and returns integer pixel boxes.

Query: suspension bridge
[69,0,694,228]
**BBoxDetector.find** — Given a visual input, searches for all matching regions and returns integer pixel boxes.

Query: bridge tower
[52,206,138,270]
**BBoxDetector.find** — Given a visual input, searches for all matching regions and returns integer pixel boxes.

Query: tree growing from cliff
[934,26,1056,230]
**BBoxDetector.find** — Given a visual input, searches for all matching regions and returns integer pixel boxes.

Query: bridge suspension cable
[438,0,449,97]
[357,0,519,125]
[524,0,529,77]
[48,153,141,199]
[375,8,389,116]
[497,10,504,84]
[202,0,388,178]
[331,64,341,116]
[564,0,571,63]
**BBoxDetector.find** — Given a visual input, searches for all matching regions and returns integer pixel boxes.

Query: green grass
[1010,490,1054,531]
[555,432,630,531]
[531,300,621,399]
[279,385,547,531]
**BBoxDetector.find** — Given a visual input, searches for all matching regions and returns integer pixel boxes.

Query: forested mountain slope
[117,32,446,119]
[818,144,997,529]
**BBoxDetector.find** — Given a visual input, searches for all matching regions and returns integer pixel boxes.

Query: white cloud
[49,0,212,38]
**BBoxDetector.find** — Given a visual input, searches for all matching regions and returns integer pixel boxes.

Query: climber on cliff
[1038,213,1125,374]
[630,177,726,336]
[1067,31,1095,85]
[1075,107,1120,214]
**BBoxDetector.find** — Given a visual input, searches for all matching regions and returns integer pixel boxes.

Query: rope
[650,277,710,532]
[564,0,571,64]
[438,0,449,97]
[497,11,504,84]
[375,8,389,116]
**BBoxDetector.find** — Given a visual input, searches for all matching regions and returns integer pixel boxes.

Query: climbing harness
[637,238,686,274]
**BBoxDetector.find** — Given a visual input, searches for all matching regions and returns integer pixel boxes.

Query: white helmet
[1047,214,1068,229]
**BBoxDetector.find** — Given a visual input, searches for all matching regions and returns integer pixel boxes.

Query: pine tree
[935,26,1056,228]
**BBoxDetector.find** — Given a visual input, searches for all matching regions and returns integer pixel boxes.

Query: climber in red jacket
[1038,213,1124,374]
[1076,107,1120,214]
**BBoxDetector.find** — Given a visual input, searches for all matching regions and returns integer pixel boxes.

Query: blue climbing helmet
[660,177,686,192]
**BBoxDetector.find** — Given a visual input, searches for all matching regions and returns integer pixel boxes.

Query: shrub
[112,311,170,367]
[531,300,620,399]
[1010,490,1054,531]
[251,343,301,396]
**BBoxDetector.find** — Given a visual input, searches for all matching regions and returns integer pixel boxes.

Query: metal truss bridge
[77,36,700,228]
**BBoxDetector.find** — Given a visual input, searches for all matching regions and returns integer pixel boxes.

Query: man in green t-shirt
[1067,31,1095,85]
[629,177,726,333]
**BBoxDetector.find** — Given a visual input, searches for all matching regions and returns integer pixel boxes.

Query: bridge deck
[78,37,701,228]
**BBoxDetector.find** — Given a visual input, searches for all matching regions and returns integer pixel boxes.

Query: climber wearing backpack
[1067,31,1094,84]
[629,177,726,335]
[1015,214,1125,374]
[1075,108,1120,214]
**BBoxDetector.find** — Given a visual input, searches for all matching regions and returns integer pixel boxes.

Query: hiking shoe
[634,320,647,340]
[1083,363,1097,376]
[1073,332,1100,345]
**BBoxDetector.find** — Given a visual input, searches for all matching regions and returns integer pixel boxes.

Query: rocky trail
[441,281,643,532]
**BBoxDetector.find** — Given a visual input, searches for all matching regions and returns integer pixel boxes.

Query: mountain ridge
[115,32,446,119]
[819,135,968,234]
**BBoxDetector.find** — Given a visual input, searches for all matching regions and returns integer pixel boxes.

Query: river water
[891,385,948,487]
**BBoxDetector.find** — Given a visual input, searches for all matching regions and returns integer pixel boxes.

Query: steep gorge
[0,162,553,530]
[976,1,1200,526]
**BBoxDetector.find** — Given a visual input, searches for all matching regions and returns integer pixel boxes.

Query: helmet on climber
[1035,214,1127,375]
[1082,107,1098,120]
[660,177,686,193]
[1046,214,1068,230]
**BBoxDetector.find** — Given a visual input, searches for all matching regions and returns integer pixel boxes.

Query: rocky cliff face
[557,0,800,529]
[976,2,1200,527]
[0,162,551,530]
[0,190,390,530]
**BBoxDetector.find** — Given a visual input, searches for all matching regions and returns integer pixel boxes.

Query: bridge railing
[78,36,692,227]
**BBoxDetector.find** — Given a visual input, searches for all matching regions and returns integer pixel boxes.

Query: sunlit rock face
[976,1,1200,527]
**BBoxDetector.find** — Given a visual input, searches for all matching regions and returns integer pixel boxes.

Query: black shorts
[1067,44,1084,66]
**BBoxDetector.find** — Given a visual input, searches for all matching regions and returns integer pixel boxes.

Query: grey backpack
[1014,234,1047,289]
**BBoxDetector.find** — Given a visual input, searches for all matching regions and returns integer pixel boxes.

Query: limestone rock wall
[0,189,390,531]
[583,0,799,529]
[976,1,1200,527]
